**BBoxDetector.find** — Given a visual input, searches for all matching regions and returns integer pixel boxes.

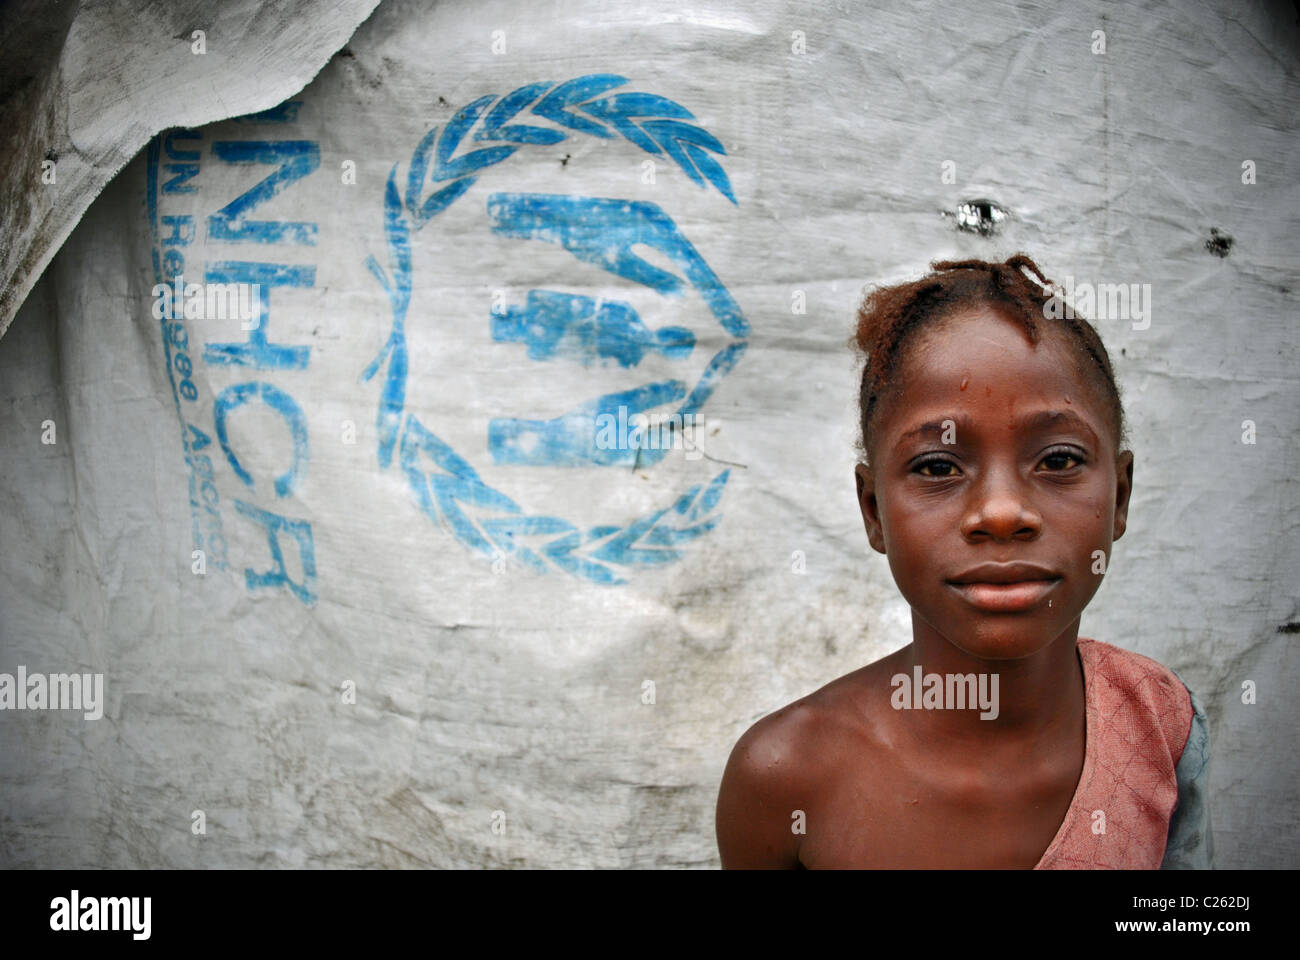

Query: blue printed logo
[148,111,326,606]
[364,74,749,584]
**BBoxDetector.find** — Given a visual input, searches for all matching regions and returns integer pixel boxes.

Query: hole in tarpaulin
[947,199,1009,236]
[1205,227,1233,258]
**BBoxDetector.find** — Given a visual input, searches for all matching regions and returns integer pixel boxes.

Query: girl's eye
[914,458,959,477]
[1040,448,1085,471]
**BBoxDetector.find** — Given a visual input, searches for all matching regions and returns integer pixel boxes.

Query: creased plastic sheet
[0,0,382,339]
[0,0,1297,868]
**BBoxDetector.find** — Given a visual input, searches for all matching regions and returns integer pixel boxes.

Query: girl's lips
[947,578,1061,612]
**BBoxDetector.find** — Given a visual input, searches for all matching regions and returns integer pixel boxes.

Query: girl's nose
[960,468,1042,542]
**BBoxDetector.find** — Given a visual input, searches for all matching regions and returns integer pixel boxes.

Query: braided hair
[849,253,1126,462]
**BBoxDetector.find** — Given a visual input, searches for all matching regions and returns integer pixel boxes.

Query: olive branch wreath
[362,74,743,585]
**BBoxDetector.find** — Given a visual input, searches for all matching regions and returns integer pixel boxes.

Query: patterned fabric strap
[1160,680,1215,869]
[1035,639,1195,869]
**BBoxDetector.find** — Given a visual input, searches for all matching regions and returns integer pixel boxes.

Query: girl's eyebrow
[898,410,1099,445]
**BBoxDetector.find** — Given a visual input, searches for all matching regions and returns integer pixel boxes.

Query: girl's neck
[896,619,1085,743]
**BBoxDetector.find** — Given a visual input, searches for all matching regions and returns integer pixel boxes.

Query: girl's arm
[716,714,811,869]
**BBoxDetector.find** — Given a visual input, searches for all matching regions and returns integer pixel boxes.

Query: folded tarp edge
[0,0,384,342]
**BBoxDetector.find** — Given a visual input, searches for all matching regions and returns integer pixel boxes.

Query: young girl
[716,254,1213,869]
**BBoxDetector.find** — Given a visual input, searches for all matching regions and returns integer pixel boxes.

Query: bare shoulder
[715,663,884,868]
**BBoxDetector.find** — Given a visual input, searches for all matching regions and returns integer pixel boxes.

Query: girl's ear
[1112,449,1134,541]
[855,462,887,554]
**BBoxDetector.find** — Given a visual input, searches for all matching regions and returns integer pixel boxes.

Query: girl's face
[855,304,1133,660]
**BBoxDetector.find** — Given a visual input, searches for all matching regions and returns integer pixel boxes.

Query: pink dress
[1034,637,1211,869]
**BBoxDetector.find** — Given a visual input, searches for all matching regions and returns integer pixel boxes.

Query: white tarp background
[1,0,1296,868]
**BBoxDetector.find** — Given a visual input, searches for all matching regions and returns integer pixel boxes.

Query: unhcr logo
[359,74,749,584]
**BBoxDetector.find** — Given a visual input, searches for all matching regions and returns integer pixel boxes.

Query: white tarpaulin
[1,0,1297,868]
[0,0,382,338]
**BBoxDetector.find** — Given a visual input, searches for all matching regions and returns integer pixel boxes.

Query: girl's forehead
[905,307,1091,382]
[879,310,1112,433]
